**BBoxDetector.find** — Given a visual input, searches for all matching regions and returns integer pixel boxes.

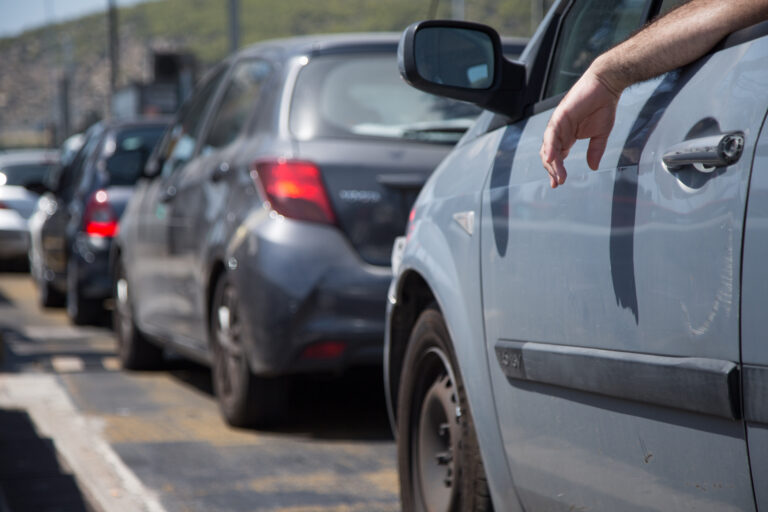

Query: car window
[202,59,272,152]
[0,163,57,187]
[105,126,166,186]
[290,53,482,144]
[544,0,649,98]
[658,0,687,16]
[159,65,227,178]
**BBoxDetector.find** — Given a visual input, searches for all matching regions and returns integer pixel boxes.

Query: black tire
[66,258,103,325]
[209,273,286,428]
[38,272,65,308]
[113,258,163,370]
[397,307,493,512]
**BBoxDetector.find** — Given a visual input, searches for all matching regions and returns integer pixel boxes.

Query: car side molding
[494,340,740,420]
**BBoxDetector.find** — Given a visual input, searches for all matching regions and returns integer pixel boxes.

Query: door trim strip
[495,340,740,420]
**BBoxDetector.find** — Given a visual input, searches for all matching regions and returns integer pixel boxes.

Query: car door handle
[663,132,744,172]
[210,162,230,182]
[159,185,177,203]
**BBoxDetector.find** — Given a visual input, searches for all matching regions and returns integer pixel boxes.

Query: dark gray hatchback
[113,33,525,426]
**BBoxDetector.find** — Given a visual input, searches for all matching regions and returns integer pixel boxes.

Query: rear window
[105,126,166,186]
[290,53,481,144]
[0,163,57,186]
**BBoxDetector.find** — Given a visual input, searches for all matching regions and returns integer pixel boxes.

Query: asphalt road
[0,266,400,512]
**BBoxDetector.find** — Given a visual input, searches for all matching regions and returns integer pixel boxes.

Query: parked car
[112,33,526,427]
[0,149,60,264]
[28,134,85,286]
[32,119,167,324]
[386,2,768,511]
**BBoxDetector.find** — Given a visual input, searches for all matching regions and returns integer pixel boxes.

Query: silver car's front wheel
[397,307,492,512]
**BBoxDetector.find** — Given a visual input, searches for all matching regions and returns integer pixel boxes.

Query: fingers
[587,135,608,171]
[541,124,568,188]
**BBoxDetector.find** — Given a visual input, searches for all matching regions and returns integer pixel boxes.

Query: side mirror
[142,155,163,179]
[398,20,528,119]
[23,181,50,196]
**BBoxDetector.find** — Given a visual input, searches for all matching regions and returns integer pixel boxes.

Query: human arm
[540,0,768,189]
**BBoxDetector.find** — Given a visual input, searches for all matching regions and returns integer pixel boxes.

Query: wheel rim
[413,347,461,512]
[213,283,245,405]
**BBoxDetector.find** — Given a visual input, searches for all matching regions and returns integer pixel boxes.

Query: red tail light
[83,190,118,237]
[251,159,336,225]
[0,201,8,210]
[300,341,346,360]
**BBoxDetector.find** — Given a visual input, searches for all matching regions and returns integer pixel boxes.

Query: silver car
[0,150,59,262]
[386,1,768,511]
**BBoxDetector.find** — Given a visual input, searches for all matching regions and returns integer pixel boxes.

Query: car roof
[0,149,60,166]
[236,32,402,60]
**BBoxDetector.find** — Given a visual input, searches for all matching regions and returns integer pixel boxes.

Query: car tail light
[83,190,118,237]
[251,159,336,225]
[300,341,346,360]
[0,201,8,210]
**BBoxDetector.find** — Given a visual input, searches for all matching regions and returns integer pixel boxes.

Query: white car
[0,150,59,262]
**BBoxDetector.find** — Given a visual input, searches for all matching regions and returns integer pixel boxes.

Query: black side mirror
[142,155,163,179]
[23,181,49,196]
[398,20,528,119]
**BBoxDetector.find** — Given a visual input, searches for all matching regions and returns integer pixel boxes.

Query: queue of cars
[386,0,768,511]
[12,1,767,508]
[29,119,168,324]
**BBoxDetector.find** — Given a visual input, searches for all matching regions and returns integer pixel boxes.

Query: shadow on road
[0,409,95,512]
[167,360,394,442]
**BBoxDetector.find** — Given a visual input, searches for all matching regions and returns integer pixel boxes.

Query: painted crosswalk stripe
[51,356,85,373]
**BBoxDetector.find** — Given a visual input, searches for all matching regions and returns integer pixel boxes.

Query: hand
[540,69,622,188]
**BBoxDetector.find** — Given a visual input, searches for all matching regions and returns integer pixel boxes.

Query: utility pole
[531,0,544,34]
[228,0,240,54]
[108,0,119,117]
[451,0,464,20]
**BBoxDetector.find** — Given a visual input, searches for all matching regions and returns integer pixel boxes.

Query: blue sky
[0,0,152,38]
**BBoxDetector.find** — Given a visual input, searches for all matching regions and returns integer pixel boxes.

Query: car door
[161,57,273,347]
[129,65,228,337]
[739,72,768,511]
[480,0,760,510]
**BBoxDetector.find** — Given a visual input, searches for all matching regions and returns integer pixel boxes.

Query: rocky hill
[0,0,549,149]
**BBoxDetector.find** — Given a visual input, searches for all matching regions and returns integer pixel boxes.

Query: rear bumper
[0,229,29,259]
[71,234,114,300]
[231,214,391,376]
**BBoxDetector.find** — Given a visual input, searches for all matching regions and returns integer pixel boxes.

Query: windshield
[106,126,166,186]
[0,162,57,187]
[290,53,481,144]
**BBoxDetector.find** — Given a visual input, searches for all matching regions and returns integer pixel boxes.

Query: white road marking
[0,374,168,512]
[51,356,85,373]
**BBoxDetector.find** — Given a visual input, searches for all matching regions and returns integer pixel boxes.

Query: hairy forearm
[592,0,768,95]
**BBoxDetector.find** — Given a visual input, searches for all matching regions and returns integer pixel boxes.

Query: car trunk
[296,138,451,266]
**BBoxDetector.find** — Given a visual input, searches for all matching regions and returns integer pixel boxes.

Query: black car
[33,119,167,324]
[113,33,527,427]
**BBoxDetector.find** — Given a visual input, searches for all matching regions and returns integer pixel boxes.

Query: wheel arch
[385,269,436,428]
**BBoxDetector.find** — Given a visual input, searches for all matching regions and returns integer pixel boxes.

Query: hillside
[0,0,552,149]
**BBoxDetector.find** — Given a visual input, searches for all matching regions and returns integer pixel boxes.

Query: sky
[0,0,152,38]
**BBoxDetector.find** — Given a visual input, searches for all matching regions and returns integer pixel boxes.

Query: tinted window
[160,66,227,177]
[105,126,166,186]
[203,59,272,151]
[658,0,687,16]
[545,0,648,98]
[0,163,57,186]
[290,53,481,144]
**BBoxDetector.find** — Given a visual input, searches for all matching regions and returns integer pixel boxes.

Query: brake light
[0,201,8,210]
[300,341,346,360]
[83,190,118,237]
[251,159,336,224]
